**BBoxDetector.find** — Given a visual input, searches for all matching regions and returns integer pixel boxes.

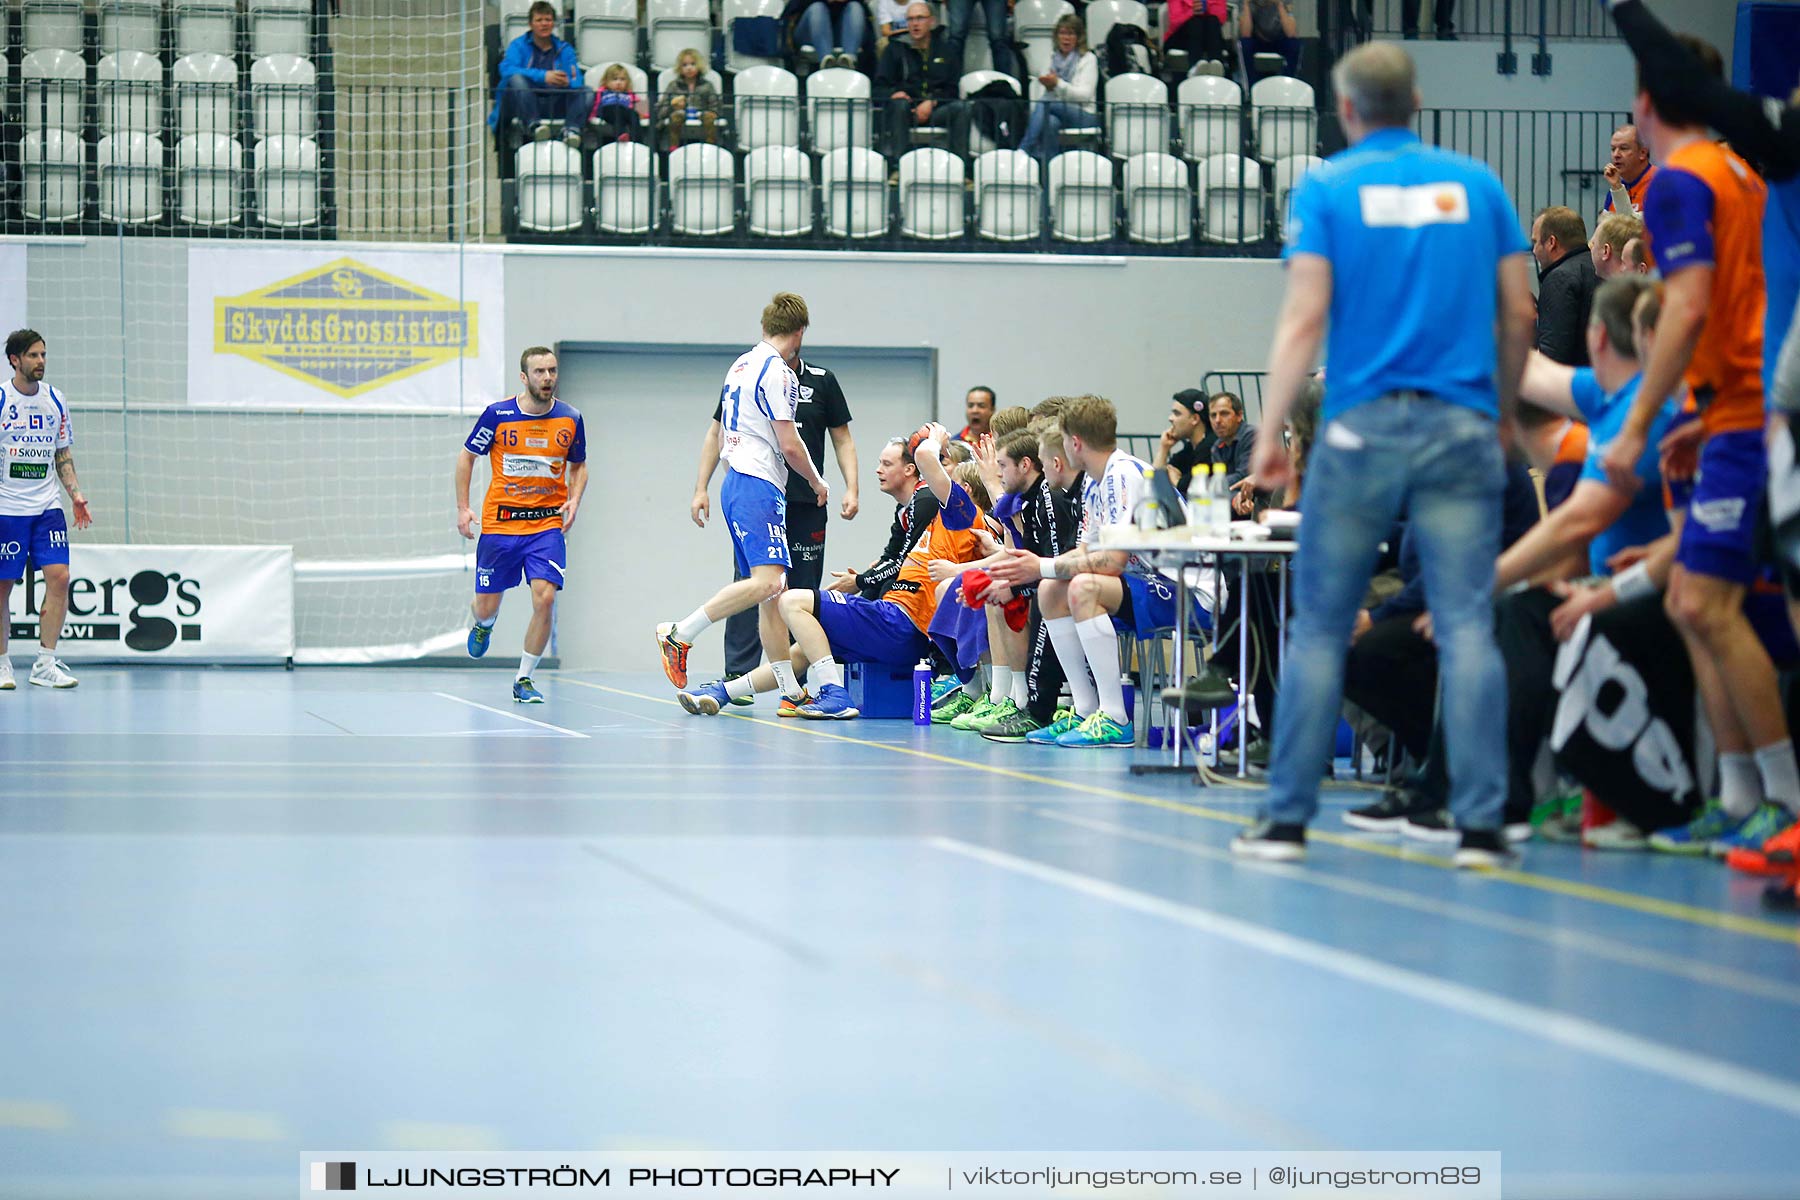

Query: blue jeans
[1263,395,1507,832]
[1240,34,1301,81]
[797,0,868,57]
[500,74,593,130]
[1019,98,1099,163]
[946,0,1015,75]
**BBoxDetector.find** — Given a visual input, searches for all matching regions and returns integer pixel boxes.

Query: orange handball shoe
[655,622,691,689]
[1726,817,1800,877]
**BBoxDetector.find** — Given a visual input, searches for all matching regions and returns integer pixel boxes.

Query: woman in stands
[785,0,874,71]
[1164,0,1228,76]
[1018,15,1099,166]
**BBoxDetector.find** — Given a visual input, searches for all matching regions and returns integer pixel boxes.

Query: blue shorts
[0,508,69,580]
[722,470,790,577]
[1677,430,1766,585]
[1113,572,1177,637]
[815,589,931,667]
[475,528,567,593]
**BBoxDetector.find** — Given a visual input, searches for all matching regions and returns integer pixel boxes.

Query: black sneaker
[980,708,1043,743]
[1231,820,1306,862]
[1159,665,1236,717]
[1453,829,1520,870]
[1343,787,1430,832]
[1401,808,1459,844]
[723,672,755,706]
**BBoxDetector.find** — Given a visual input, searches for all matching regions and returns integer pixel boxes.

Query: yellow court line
[558,678,1800,946]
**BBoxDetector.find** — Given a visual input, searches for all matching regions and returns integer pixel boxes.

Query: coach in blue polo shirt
[1231,42,1536,870]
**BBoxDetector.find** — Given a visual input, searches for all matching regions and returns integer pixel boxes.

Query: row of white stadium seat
[17,129,320,226]
[515,141,1320,244]
[505,0,1153,76]
[18,48,317,140]
[7,0,312,60]
[574,64,1314,163]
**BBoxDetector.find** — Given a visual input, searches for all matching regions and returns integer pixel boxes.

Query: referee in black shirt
[691,357,859,690]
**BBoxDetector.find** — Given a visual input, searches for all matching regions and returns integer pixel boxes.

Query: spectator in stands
[959,386,996,441]
[788,0,873,71]
[1590,211,1648,280]
[1531,205,1599,367]
[945,0,1016,80]
[876,0,908,50]
[659,48,721,149]
[1019,16,1101,166]
[1603,123,1656,216]
[490,0,590,150]
[1154,388,1214,494]
[875,3,968,160]
[1400,0,1455,41]
[591,63,647,145]
[1207,392,1257,515]
[1164,0,1227,76]
[1238,0,1300,83]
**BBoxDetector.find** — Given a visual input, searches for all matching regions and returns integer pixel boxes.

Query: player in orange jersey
[455,346,588,704]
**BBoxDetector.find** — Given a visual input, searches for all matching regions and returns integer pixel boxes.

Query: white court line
[432,693,590,738]
[929,837,1800,1121]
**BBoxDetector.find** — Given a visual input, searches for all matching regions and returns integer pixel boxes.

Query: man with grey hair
[1233,42,1536,869]
[1602,123,1655,216]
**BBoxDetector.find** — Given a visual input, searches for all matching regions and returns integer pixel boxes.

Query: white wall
[1406,38,1638,112]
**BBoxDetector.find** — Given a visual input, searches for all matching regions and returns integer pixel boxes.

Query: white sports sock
[1046,617,1099,715]
[36,646,54,661]
[725,674,757,700]
[1754,740,1800,814]
[1011,670,1030,708]
[771,660,801,699]
[517,651,541,680]
[1718,752,1763,819]
[1077,615,1129,723]
[673,607,711,644]
[811,656,844,690]
[470,606,496,630]
[989,665,1012,703]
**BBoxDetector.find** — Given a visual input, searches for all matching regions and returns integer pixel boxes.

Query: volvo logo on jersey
[2,545,295,661]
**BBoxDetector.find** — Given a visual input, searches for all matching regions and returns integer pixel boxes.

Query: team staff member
[458,345,589,704]
[0,329,91,690]
[1234,42,1536,868]
[691,356,858,698]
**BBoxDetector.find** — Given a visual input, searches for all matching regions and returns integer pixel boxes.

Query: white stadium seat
[1048,150,1113,242]
[1014,0,1073,78]
[1123,151,1191,244]
[21,49,84,136]
[734,65,802,152]
[177,132,244,225]
[252,54,318,141]
[175,52,241,138]
[576,0,639,71]
[499,0,536,48]
[98,132,167,224]
[898,146,964,240]
[97,51,166,138]
[23,0,83,54]
[667,142,737,236]
[820,146,887,239]
[100,0,163,56]
[1271,153,1322,238]
[1105,72,1170,160]
[250,0,314,60]
[256,134,321,227]
[595,140,657,234]
[1177,74,1241,163]
[21,130,83,221]
[175,0,239,58]
[745,146,813,237]
[1251,75,1316,163]
[807,67,871,155]
[974,149,1040,242]
[1197,152,1265,244]
[647,0,712,73]
[724,0,784,74]
[515,141,584,232]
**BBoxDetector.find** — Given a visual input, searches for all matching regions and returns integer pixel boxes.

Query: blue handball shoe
[678,680,732,716]
[512,676,544,704]
[467,622,492,658]
[797,683,860,720]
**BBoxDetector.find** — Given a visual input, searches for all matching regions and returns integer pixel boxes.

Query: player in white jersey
[989,395,1178,748]
[656,294,829,707]
[0,330,92,690]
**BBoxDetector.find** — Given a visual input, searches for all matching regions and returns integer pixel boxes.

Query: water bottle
[913,659,932,725]
[1209,463,1231,538]
[1187,469,1212,538]
[1132,466,1168,530]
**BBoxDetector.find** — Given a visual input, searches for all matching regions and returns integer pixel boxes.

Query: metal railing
[1415,107,1629,228]
[1355,0,1612,41]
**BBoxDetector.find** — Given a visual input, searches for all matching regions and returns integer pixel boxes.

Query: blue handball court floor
[2,666,1798,1199]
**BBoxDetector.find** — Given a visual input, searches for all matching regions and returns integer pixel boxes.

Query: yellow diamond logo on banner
[214,257,478,397]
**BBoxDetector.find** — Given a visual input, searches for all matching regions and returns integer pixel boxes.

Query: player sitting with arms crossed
[988,395,1172,749]
[657,293,829,703]
[457,345,588,704]
[679,423,985,719]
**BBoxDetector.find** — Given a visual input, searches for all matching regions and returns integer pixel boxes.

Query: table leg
[1237,552,1250,780]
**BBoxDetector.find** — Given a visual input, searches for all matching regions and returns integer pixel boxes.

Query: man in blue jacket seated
[491,1,591,149]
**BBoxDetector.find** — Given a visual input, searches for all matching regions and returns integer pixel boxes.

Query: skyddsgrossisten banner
[187,246,503,411]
